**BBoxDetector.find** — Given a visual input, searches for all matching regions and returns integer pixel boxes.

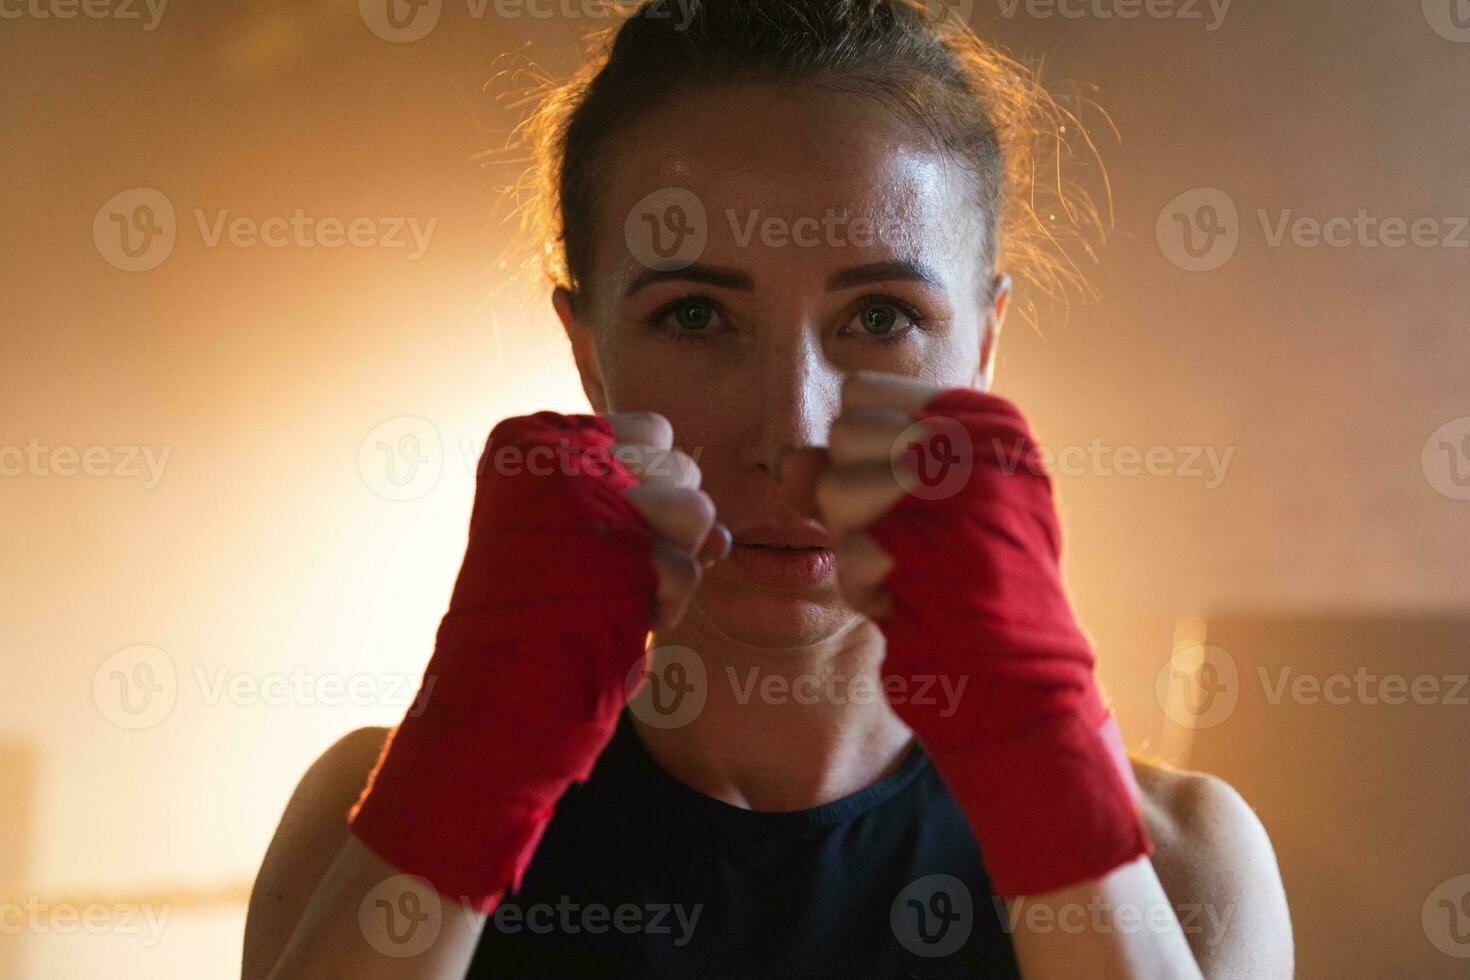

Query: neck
[631,605,915,812]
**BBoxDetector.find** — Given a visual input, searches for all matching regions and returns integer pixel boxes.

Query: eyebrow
[622,258,943,299]
[825,260,943,291]
[625,264,755,298]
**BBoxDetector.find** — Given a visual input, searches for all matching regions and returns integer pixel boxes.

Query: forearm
[267,836,486,980]
[1005,857,1203,980]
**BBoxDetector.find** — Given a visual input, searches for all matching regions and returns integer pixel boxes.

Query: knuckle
[816,473,855,526]
[670,489,716,539]
[828,416,860,458]
[673,451,702,488]
[607,411,672,448]
[657,548,701,593]
[655,449,699,488]
[687,488,716,525]
[637,412,674,447]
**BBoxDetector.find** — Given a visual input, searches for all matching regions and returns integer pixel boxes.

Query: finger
[604,411,673,450]
[834,531,893,614]
[841,371,942,415]
[816,463,906,539]
[650,539,701,629]
[611,444,702,490]
[696,521,732,568]
[624,483,717,554]
[828,407,917,467]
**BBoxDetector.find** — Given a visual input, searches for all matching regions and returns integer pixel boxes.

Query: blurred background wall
[1,0,1466,976]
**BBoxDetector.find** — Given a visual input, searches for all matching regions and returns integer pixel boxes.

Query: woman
[244,1,1293,976]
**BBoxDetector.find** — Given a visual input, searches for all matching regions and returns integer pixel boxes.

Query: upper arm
[1137,764,1295,979]
[242,726,391,980]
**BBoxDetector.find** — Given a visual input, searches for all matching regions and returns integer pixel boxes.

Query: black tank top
[466,711,1022,978]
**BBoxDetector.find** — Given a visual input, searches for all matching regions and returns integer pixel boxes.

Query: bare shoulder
[1130,757,1295,978]
[242,726,392,979]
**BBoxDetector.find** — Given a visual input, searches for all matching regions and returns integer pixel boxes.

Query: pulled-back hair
[497,0,1109,319]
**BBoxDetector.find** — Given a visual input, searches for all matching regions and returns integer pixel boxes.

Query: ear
[975,274,1011,392]
[553,286,610,413]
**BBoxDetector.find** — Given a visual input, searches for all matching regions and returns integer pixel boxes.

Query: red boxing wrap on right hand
[867,389,1152,898]
[349,413,657,911]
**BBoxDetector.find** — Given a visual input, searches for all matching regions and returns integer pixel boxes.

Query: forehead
[590,83,986,296]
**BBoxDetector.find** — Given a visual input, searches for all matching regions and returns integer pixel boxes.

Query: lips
[731,522,834,551]
[728,521,836,589]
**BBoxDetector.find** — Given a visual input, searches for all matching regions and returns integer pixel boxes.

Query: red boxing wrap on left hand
[348,413,658,911]
[867,388,1152,898]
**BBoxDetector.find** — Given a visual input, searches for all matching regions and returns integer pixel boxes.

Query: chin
[690,578,862,652]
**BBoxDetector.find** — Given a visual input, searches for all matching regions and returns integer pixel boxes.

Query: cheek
[924,327,986,389]
[857,322,983,392]
[597,337,746,455]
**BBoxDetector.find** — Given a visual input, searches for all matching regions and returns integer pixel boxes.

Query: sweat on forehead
[518,0,1100,321]
[582,85,992,307]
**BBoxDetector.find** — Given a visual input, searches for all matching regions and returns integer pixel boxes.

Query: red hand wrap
[868,389,1152,897]
[349,413,657,911]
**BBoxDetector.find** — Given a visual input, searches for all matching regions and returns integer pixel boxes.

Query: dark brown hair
[500,0,1108,318]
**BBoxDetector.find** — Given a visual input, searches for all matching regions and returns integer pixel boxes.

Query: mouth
[730,523,834,551]
[728,522,836,588]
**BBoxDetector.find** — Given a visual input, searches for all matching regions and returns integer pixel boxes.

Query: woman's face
[557,83,1008,651]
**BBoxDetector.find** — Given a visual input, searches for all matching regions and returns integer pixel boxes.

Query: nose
[739,327,843,483]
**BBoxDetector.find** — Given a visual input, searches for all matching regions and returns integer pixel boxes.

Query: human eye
[841,297,928,344]
[645,295,729,341]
